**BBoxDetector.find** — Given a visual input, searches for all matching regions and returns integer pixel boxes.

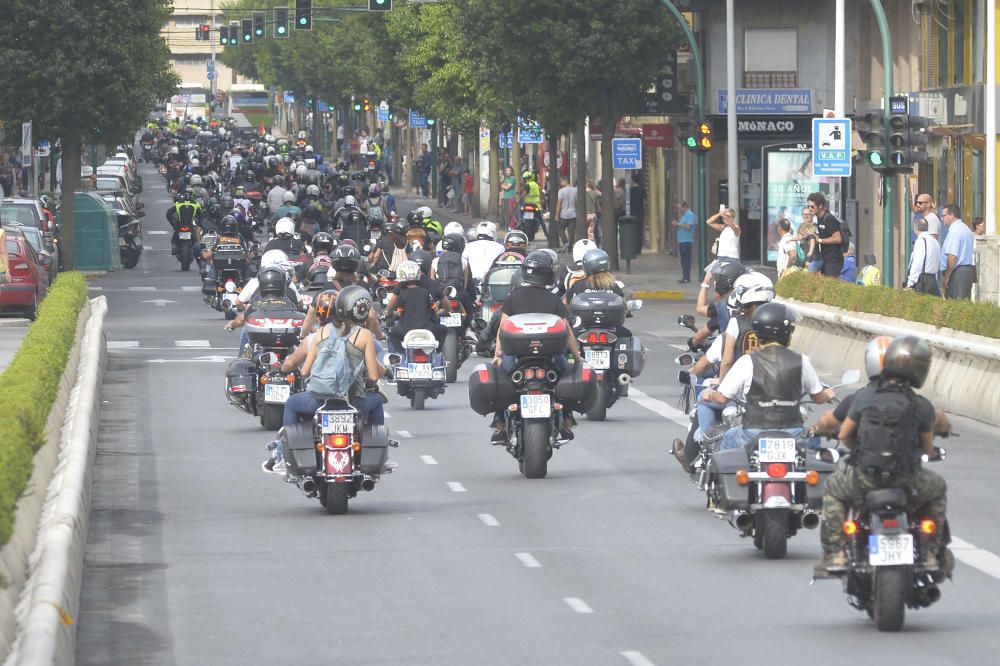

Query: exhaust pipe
[801,511,820,530]
[925,586,941,604]
[617,374,631,386]
[730,511,753,532]
[299,478,317,494]
[361,478,376,491]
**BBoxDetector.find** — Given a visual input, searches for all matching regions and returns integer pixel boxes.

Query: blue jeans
[807,259,824,273]
[721,426,806,450]
[238,329,249,357]
[695,396,727,442]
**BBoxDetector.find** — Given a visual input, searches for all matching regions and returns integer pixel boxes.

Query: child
[856,253,881,286]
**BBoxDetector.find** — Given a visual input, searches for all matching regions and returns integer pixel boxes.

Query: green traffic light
[685,136,697,149]
[868,152,885,167]
[277,27,285,34]
[354,104,362,111]
[427,118,436,126]
[299,17,307,25]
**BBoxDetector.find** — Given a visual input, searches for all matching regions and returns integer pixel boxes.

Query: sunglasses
[916,200,931,205]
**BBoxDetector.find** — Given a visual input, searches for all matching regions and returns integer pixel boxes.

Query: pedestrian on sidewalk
[613,178,626,223]
[974,217,986,236]
[904,218,941,295]
[630,173,646,248]
[555,176,576,248]
[462,168,474,216]
[671,201,695,282]
[438,151,453,206]
[585,180,601,244]
[706,206,740,261]
[940,203,975,299]
[775,218,797,278]
[450,157,465,214]
[809,192,844,278]
[417,145,431,198]
[501,166,516,226]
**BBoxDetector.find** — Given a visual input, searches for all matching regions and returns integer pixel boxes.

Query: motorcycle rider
[370,220,410,273]
[266,174,288,214]
[463,221,505,281]
[167,191,202,254]
[272,190,302,226]
[519,170,545,236]
[816,336,949,575]
[689,260,747,350]
[264,217,305,257]
[700,302,835,451]
[384,260,450,353]
[224,266,301,356]
[431,233,473,330]
[298,231,335,287]
[503,229,529,258]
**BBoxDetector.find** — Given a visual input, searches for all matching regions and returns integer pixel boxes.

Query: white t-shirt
[706,316,740,364]
[776,232,796,273]
[462,240,505,280]
[717,351,823,403]
[718,226,740,260]
[923,211,941,237]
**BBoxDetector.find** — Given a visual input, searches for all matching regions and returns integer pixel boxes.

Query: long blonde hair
[798,221,817,237]
[586,271,617,291]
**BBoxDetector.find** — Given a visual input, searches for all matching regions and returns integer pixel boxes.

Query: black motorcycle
[115,210,143,270]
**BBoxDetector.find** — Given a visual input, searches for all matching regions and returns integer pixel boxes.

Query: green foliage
[776,271,1000,339]
[0,273,88,547]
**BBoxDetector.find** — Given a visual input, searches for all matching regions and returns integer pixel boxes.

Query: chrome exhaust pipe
[546,370,559,383]
[300,478,316,494]
[361,478,375,491]
[730,511,753,531]
[801,511,820,530]
[617,374,631,386]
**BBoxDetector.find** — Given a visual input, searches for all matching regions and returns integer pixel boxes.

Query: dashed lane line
[625,387,689,428]
[620,651,655,666]
[562,597,594,614]
[950,537,1000,581]
[419,455,438,465]
[175,340,210,348]
[446,482,466,493]
[477,513,499,527]
[128,286,157,291]
[515,552,542,568]
[107,341,140,349]
[397,430,413,438]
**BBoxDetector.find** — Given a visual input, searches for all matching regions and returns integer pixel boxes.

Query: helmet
[712,260,748,295]
[572,238,597,264]
[260,249,290,270]
[504,229,528,252]
[305,144,314,153]
[882,336,932,388]
[275,217,295,237]
[465,227,478,243]
[409,249,433,276]
[314,290,337,325]
[311,231,335,254]
[331,244,361,273]
[416,205,433,220]
[521,249,556,287]
[344,194,357,207]
[522,170,534,181]
[220,194,234,209]
[368,183,380,197]
[220,215,239,235]
[751,302,800,346]
[296,165,308,178]
[424,219,443,238]
[335,285,373,324]
[476,220,498,241]
[441,233,466,253]
[444,221,464,237]
[190,158,200,168]
[406,210,421,227]
[731,273,774,308]
[257,267,287,297]
[391,220,410,236]
[315,154,324,165]
[272,175,284,186]
[190,175,203,187]
[234,185,246,197]
[396,260,421,283]
[581,248,611,276]
[306,184,321,197]
[169,146,179,155]
[864,335,894,379]
[282,190,295,204]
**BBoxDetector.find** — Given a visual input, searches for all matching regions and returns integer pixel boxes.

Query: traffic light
[295,0,312,30]
[195,24,210,41]
[888,112,908,169]
[274,7,289,37]
[253,11,266,38]
[363,97,371,112]
[696,121,713,152]
[369,0,392,10]
[353,99,362,112]
[427,118,436,127]
[905,116,932,166]
[856,111,888,171]
[220,25,230,46]
[229,21,240,47]
[241,18,253,43]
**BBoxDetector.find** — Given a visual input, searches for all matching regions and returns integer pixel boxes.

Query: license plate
[758,437,797,463]
[321,412,356,434]
[440,313,462,327]
[585,349,610,369]
[522,211,535,219]
[178,231,192,240]
[264,383,290,403]
[520,393,551,419]
[868,533,914,566]
[407,363,432,379]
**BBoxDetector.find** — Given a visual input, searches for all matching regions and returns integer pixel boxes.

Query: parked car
[1,229,51,320]
[96,165,140,194]
[3,225,57,282]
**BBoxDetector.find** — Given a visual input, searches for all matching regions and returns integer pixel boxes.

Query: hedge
[776,270,1000,339]
[0,273,88,548]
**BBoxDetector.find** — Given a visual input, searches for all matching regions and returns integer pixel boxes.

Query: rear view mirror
[259,352,277,366]
[816,448,841,464]
[383,352,402,367]
[677,314,696,330]
[674,353,694,367]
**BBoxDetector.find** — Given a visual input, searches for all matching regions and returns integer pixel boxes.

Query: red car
[1,231,51,320]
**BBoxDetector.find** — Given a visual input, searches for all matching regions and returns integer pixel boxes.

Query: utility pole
[725,0,738,221]
[870,0,895,285]
[834,0,845,116]
[987,0,997,235]
[210,0,217,109]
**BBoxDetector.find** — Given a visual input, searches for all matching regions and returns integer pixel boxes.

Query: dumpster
[617,215,640,273]
[72,191,122,271]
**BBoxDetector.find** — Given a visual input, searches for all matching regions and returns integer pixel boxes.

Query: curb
[4,296,108,666]
[629,290,686,301]
[0,319,30,329]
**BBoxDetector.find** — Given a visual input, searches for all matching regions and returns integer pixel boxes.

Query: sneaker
[384,459,399,471]
[678,278,690,283]
[812,551,848,578]
[490,430,507,445]
[262,457,286,475]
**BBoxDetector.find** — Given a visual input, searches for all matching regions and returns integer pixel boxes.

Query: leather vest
[743,345,804,429]
[733,314,760,360]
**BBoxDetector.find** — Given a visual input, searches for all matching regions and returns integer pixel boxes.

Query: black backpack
[436,251,465,289]
[838,219,851,253]
[852,385,921,478]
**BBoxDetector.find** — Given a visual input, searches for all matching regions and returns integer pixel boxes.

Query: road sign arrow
[143,299,177,307]
[148,355,230,364]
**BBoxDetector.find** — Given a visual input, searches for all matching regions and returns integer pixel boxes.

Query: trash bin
[72,191,122,271]
[618,215,641,261]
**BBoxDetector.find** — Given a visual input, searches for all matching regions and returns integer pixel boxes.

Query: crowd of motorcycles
[141,119,954,633]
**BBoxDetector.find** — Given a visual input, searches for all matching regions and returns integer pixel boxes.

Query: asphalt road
[76,164,1000,665]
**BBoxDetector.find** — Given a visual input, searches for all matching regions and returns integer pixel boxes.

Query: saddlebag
[615,335,645,377]
[499,313,569,357]
[709,448,752,511]
[554,362,598,413]
[282,422,318,477]
[359,424,390,475]
[225,359,257,403]
[201,277,218,296]
[468,363,516,416]
[569,292,627,328]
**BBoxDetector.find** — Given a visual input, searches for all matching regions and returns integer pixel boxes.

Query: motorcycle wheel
[762,509,789,559]
[873,566,908,631]
[444,331,459,383]
[521,421,549,479]
[586,382,609,421]
[260,403,283,431]
[123,246,141,269]
[411,388,426,411]
[323,483,350,515]
[179,242,193,271]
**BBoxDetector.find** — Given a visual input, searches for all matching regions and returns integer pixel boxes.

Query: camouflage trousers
[820,465,947,553]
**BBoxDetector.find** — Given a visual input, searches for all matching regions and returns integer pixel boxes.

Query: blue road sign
[408,110,428,129]
[612,138,642,169]
[377,102,389,122]
[811,118,852,177]
[498,132,513,149]
[518,118,543,144]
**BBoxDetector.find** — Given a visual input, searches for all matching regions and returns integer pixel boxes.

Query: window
[172,55,209,66]
[173,15,208,28]
[744,28,797,88]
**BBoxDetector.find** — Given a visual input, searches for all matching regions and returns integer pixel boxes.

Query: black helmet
[882,335,932,389]
[257,267,287,297]
[713,260,748,295]
[335,285,373,324]
[581,248,611,276]
[311,231,335,254]
[750,302,799,346]
[441,233,466,253]
[272,174,284,186]
[391,220,410,236]
[406,210,422,227]
[220,194,234,210]
[409,249,432,276]
[331,244,361,273]
[521,249,556,287]
[220,215,239,235]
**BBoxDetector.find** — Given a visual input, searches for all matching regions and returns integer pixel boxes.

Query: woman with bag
[706,207,740,260]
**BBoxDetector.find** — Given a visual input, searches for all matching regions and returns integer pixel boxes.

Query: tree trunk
[60,131,81,271]
[575,117,587,227]
[490,125,501,222]
[511,132,523,199]
[599,103,620,271]
[545,134,560,248]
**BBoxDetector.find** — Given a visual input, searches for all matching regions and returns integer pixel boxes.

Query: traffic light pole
[658,0,708,272]
[210,0,217,106]
[870,0,895,286]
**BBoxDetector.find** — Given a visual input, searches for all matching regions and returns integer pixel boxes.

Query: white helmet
[416,205,433,219]
[444,221,464,237]
[169,146,179,155]
[572,238,597,264]
[275,217,295,237]
[190,158,200,168]
[295,165,308,178]
[344,194,357,207]
[264,133,275,143]
[282,190,295,204]
[218,128,227,138]
[306,184,321,197]
[260,249,289,270]
[396,260,421,283]
[305,144,314,153]
[189,175,203,187]
[730,272,775,308]
[476,220,497,241]
[305,158,316,168]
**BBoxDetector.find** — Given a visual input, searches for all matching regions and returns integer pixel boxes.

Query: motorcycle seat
[864,488,908,511]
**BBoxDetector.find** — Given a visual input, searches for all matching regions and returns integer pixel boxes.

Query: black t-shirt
[565,280,625,302]
[816,211,842,261]
[502,285,569,319]
[846,383,934,433]
[392,282,442,330]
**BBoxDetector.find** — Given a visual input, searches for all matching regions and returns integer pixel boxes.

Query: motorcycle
[513,201,542,239]
[388,330,447,410]
[440,287,473,384]
[468,313,597,479]
[202,237,248,319]
[116,211,143,270]
[569,292,645,421]
[278,400,397,515]
[174,222,197,272]
[822,444,954,631]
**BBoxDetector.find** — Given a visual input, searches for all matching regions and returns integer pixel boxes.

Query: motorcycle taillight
[413,350,429,363]
[324,433,351,449]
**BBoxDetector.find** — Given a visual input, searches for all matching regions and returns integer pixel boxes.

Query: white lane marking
[669,344,688,352]
[155,198,174,203]
[147,230,169,235]
[181,285,202,292]
[88,286,103,291]
[515,552,541,568]
[562,597,593,614]
[397,430,413,438]
[107,340,140,349]
[419,455,437,465]
[478,513,499,527]
[446,482,466,493]
[175,339,210,347]
[626,387,689,428]
[620,651,655,666]
[950,537,1000,580]
[129,286,157,291]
